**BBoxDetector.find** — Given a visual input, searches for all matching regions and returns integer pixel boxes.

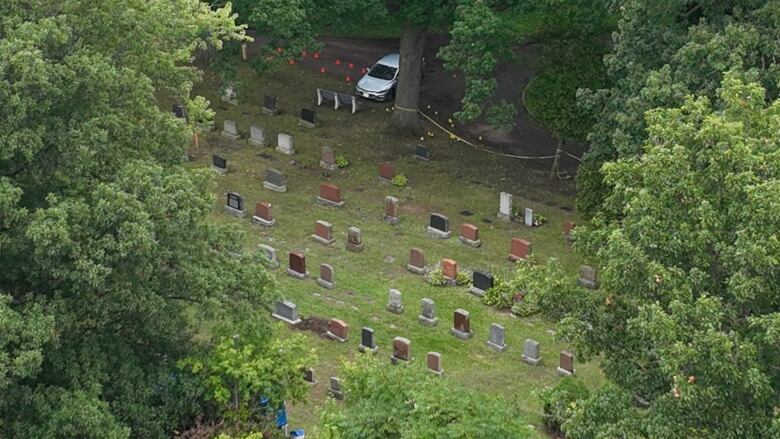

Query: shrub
[391,174,407,187]
[539,377,590,434]
[455,271,471,286]
[482,279,514,309]
[424,267,446,286]
[335,154,349,168]
[511,299,540,317]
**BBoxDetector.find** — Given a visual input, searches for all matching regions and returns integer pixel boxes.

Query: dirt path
[245,32,584,173]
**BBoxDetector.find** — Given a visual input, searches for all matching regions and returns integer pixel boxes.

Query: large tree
[0,1,293,437]
[540,73,780,437]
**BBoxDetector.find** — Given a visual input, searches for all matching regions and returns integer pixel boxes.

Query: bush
[539,377,590,434]
[424,267,446,286]
[482,279,514,309]
[335,154,349,168]
[391,174,407,187]
[455,271,471,286]
[511,299,540,317]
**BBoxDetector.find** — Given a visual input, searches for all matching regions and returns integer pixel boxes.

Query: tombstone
[221,85,237,105]
[377,162,395,182]
[299,108,317,128]
[262,94,278,116]
[441,259,458,286]
[578,265,599,289]
[320,146,337,171]
[221,120,240,140]
[303,367,317,385]
[172,103,188,121]
[390,337,411,364]
[486,323,506,352]
[414,144,431,161]
[317,263,335,289]
[498,192,513,220]
[459,223,481,248]
[252,202,275,227]
[386,289,404,314]
[326,318,348,343]
[263,168,287,193]
[426,213,451,239]
[257,244,280,269]
[224,192,246,218]
[557,350,575,376]
[508,237,531,261]
[311,220,335,245]
[211,155,227,174]
[524,208,534,227]
[451,309,473,340]
[336,92,359,114]
[383,196,400,224]
[316,183,345,208]
[407,248,426,275]
[469,270,494,297]
[418,298,438,327]
[426,352,443,376]
[358,327,378,353]
[276,133,295,155]
[286,252,308,279]
[248,125,267,147]
[563,220,576,244]
[328,377,343,400]
[521,339,542,365]
[316,88,337,107]
[272,300,301,325]
[345,226,363,252]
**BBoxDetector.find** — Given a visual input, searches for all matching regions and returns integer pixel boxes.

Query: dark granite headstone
[301,108,316,124]
[227,192,243,211]
[415,144,431,161]
[473,271,494,291]
[212,155,227,170]
[172,104,187,120]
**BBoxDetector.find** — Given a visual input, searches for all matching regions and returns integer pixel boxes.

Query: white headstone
[277,133,295,155]
[499,192,512,220]
[524,208,533,227]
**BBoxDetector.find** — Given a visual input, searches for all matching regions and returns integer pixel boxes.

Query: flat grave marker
[263,168,287,193]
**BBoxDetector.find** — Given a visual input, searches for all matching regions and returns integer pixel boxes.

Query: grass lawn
[190,60,602,437]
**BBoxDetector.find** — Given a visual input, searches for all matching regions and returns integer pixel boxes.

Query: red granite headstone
[385,196,399,217]
[564,220,576,235]
[320,183,341,202]
[289,252,306,274]
[328,319,348,340]
[509,237,531,261]
[453,309,470,333]
[442,258,458,280]
[378,162,395,181]
[315,220,333,240]
[427,352,442,372]
[560,350,574,373]
[393,337,410,361]
[255,202,272,221]
[460,223,479,241]
[410,248,425,269]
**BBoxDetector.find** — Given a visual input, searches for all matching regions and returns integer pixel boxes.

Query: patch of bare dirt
[293,316,330,338]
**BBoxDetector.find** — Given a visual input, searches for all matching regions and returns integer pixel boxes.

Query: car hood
[357,75,394,92]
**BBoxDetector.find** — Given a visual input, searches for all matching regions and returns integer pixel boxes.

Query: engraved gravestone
[378,162,395,182]
[257,244,280,269]
[221,120,240,141]
[311,220,335,245]
[578,265,599,289]
[407,248,426,274]
[524,208,534,227]
[522,339,542,365]
[346,226,363,252]
[316,183,345,208]
[498,192,512,220]
[426,213,451,238]
[172,104,187,120]
[469,270,494,297]
[451,309,473,339]
[418,298,438,326]
[328,377,343,400]
[415,144,431,161]
[427,352,443,376]
[286,252,308,279]
[390,337,411,364]
[272,300,301,325]
[384,196,400,224]
[386,289,404,314]
[263,168,287,192]
[262,94,278,115]
[358,327,378,353]
[224,192,246,218]
[317,263,335,289]
[326,319,348,343]
[299,108,316,128]
[252,202,275,227]
[276,133,295,155]
[249,125,267,147]
[212,155,227,174]
[509,237,531,261]
[557,350,575,376]
[320,146,337,171]
[459,223,481,247]
[486,323,506,352]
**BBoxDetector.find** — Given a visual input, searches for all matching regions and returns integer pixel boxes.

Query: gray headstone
[320,146,337,170]
[524,208,534,227]
[262,94,278,115]
[257,244,280,269]
[498,192,512,220]
[221,86,237,105]
[276,133,295,155]
[418,298,438,326]
[329,376,343,400]
[521,339,541,365]
[346,226,363,252]
[263,168,287,192]
[272,300,301,325]
[486,323,506,352]
[386,289,404,314]
[317,263,335,289]
[304,367,316,384]
[249,125,266,147]
[578,265,599,289]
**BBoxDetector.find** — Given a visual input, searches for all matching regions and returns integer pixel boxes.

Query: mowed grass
[190,60,602,437]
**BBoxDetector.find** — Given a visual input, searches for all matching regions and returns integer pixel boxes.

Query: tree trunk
[549,138,563,179]
[392,26,426,133]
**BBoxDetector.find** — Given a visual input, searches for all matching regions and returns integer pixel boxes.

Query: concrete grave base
[262,107,278,116]
[407,264,426,275]
[272,313,301,326]
[299,119,316,128]
[211,165,227,175]
[522,355,542,366]
[497,212,512,221]
[319,160,338,171]
[429,368,443,377]
[326,331,347,343]
[377,177,392,184]
[252,216,275,227]
[221,131,240,141]
[346,242,364,253]
[390,355,411,365]
[384,215,400,225]
[415,153,431,161]
[557,367,575,376]
[508,254,526,262]
[328,389,343,400]
[261,259,280,270]
[442,277,457,287]
[224,205,247,218]
[286,269,309,280]
[311,234,335,246]
[487,340,507,352]
[468,286,487,298]
[386,305,404,315]
[276,146,295,155]
[459,236,482,248]
[263,181,288,193]
[315,196,345,208]
[248,138,267,147]
[418,315,438,327]
[426,226,451,239]
[358,344,378,354]
[578,279,599,289]
[450,328,473,340]
[316,278,334,289]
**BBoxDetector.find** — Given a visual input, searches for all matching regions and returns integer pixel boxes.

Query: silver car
[355,53,399,102]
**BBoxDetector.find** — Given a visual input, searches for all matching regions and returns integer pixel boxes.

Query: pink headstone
[509,237,531,261]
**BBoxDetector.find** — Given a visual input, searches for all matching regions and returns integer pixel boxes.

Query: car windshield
[368,63,397,80]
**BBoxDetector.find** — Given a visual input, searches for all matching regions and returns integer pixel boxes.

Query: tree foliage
[319,355,531,438]
[546,73,780,438]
